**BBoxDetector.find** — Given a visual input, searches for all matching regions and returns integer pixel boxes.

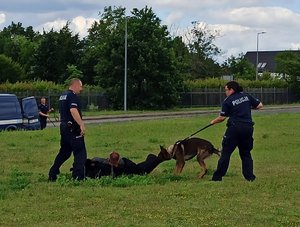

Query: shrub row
[0,80,104,93]
[0,78,288,93]
[184,78,288,90]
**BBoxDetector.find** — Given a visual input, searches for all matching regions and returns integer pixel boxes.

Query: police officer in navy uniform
[48,78,87,181]
[210,81,263,181]
[38,97,54,130]
[85,148,171,179]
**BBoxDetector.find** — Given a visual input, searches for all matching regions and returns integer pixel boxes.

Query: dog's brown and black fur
[166,137,221,178]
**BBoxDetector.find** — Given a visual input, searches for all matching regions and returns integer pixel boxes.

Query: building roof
[245,50,300,72]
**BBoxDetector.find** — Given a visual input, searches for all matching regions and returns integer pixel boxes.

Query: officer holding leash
[210,81,263,182]
[48,78,87,181]
[38,97,54,130]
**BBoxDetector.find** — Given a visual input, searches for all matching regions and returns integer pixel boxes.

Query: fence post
[190,89,193,107]
[88,87,90,108]
[273,87,275,104]
[205,87,207,106]
[219,86,222,105]
[48,89,51,108]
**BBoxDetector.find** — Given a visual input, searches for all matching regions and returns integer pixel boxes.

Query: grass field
[0,112,299,226]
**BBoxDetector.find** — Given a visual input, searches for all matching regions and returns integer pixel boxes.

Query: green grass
[0,113,300,226]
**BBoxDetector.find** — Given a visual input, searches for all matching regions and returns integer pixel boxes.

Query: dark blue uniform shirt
[59,90,82,123]
[38,104,49,120]
[220,92,261,124]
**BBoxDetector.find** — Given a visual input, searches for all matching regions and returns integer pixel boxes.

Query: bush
[0,54,25,83]
[183,78,288,90]
[0,80,103,93]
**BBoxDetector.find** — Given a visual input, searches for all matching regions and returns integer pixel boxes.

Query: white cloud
[0,13,5,24]
[165,11,184,25]
[38,19,67,33]
[189,6,300,61]
[36,16,97,38]
[70,16,97,38]
[1,1,300,62]
[211,23,251,34]
[226,7,300,28]
[291,43,300,50]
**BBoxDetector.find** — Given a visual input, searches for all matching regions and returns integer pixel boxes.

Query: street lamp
[124,16,128,111]
[256,31,266,80]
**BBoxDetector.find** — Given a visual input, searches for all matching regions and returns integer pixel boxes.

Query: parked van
[0,94,41,131]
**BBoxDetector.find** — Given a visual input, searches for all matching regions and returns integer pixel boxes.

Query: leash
[53,111,60,122]
[180,123,213,143]
[48,117,56,127]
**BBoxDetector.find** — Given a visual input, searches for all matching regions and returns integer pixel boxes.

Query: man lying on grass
[85,146,171,178]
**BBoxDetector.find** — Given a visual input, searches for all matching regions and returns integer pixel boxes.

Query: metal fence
[180,87,294,107]
[0,90,110,111]
[1,87,296,110]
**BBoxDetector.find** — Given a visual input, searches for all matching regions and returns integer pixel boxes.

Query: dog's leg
[197,152,211,178]
[198,160,207,178]
[175,160,185,175]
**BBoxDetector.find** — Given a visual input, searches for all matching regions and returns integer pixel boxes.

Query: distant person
[48,78,87,181]
[38,97,54,130]
[85,147,171,179]
[210,81,263,182]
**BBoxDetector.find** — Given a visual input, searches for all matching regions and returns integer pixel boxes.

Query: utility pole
[256,31,266,80]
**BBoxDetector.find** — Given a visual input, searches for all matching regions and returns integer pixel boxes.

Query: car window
[0,97,21,118]
[22,97,39,117]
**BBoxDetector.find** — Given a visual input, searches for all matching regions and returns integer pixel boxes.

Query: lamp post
[256,31,266,80]
[124,16,128,111]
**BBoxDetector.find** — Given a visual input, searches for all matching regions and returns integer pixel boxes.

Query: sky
[0,0,300,62]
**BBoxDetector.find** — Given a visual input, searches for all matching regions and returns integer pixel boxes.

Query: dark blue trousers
[112,154,162,177]
[49,123,87,180]
[212,122,256,181]
[39,117,47,130]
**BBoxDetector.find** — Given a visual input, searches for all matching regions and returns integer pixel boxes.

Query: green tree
[32,23,83,83]
[0,22,39,41]
[276,51,300,99]
[222,53,255,80]
[1,22,26,37]
[81,6,126,86]
[65,64,83,84]
[169,36,191,81]
[186,22,221,79]
[88,6,183,109]
[0,54,25,82]
[0,22,40,78]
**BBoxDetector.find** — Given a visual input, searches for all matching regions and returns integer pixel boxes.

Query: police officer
[38,97,54,130]
[210,81,263,181]
[48,78,87,181]
[85,148,171,179]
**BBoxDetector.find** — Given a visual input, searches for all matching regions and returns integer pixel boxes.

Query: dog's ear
[160,145,165,150]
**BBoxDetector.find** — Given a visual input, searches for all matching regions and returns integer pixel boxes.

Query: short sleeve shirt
[59,90,82,123]
[220,92,261,124]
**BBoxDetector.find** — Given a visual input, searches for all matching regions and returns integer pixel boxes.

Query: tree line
[0,6,299,109]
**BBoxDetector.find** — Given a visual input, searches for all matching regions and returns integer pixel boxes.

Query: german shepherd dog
[165,137,221,178]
